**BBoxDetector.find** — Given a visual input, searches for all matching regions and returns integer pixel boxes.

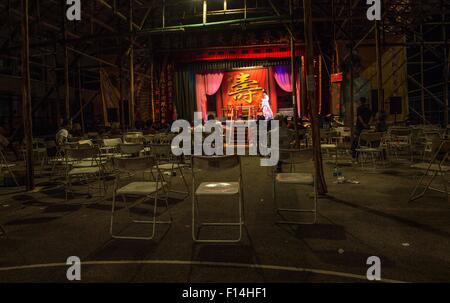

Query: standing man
[351,97,373,160]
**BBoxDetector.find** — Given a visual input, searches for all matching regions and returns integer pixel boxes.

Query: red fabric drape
[271,65,301,115]
[195,72,224,121]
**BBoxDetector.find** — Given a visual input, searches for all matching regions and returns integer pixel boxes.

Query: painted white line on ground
[0,260,405,283]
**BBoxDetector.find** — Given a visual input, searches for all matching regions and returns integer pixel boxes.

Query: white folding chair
[118,143,144,158]
[356,132,386,169]
[191,155,244,243]
[410,139,450,202]
[0,145,19,187]
[101,138,123,155]
[273,148,318,225]
[64,145,106,200]
[148,143,190,197]
[110,156,171,240]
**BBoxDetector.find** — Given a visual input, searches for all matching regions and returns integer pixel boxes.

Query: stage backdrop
[195,68,287,120]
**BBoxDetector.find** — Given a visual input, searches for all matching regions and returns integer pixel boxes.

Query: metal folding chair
[273,148,318,225]
[0,145,19,187]
[110,156,172,240]
[148,143,190,198]
[118,143,144,158]
[191,155,244,243]
[356,132,386,169]
[64,145,106,200]
[410,139,450,202]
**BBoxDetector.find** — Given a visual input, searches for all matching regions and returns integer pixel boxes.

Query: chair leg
[274,181,317,225]
[111,189,172,240]
[192,193,243,243]
[410,171,438,202]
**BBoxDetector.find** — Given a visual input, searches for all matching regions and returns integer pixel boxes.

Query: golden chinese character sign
[218,68,277,120]
[228,73,264,106]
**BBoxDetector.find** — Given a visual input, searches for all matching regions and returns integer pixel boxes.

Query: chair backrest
[389,127,412,137]
[64,146,98,161]
[103,138,122,147]
[192,155,240,171]
[279,148,313,165]
[119,143,144,156]
[112,156,157,173]
[124,133,144,144]
[359,132,383,147]
[432,139,450,161]
[78,139,93,146]
[149,144,172,160]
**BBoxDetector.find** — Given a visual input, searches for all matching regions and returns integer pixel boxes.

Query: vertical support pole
[375,20,383,112]
[349,50,355,137]
[119,63,125,132]
[420,24,426,124]
[203,0,207,24]
[419,0,425,124]
[151,60,156,122]
[303,0,327,194]
[162,0,166,28]
[62,1,70,124]
[77,62,85,135]
[244,0,247,20]
[291,36,301,147]
[129,0,135,129]
[288,0,300,147]
[442,2,449,126]
[54,42,61,127]
[349,1,355,137]
[21,0,34,190]
[224,0,227,11]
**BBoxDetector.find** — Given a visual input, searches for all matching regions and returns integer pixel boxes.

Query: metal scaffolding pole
[303,0,327,194]
[129,0,135,129]
[77,62,85,134]
[442,3,449,126]
[21,0,34,190]
[375,20,384,112]
[289,0,300,147]
[62,2,70,123]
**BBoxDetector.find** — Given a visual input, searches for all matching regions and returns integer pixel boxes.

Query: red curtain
[271,65,301,115]
[195,72,224,121]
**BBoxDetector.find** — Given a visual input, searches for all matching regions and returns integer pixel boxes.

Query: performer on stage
[261,90,274,120]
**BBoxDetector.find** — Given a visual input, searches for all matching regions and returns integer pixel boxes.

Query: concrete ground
[1,155,449,283]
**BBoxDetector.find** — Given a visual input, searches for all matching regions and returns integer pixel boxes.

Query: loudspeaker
[389,96,402,115]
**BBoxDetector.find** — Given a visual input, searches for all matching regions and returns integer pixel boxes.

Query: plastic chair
[110,156,171,240]
[191,155,244,243]
[273,149,318,225]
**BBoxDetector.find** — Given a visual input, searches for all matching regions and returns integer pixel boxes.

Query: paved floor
[1,156,449,283]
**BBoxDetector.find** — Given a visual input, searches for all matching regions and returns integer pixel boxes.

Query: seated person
[55,121,71,146]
